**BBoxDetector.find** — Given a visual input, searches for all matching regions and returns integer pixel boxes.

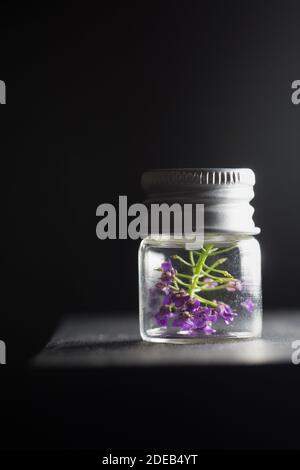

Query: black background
[2,0,300,360]
[1,1,300,451]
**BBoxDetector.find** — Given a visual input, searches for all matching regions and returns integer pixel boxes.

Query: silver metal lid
[142,168,260,235]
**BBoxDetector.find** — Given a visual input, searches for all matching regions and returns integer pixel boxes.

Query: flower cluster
[154,256,254,335]
[155,260,177,292]
[155,288,236,335]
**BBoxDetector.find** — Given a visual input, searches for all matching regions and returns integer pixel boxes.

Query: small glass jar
[139,168,262,343]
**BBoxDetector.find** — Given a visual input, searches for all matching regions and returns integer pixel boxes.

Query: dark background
[1,1,300,452]
[2,0,300,361]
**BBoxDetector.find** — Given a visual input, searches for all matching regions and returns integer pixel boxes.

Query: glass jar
[139,169,262,343]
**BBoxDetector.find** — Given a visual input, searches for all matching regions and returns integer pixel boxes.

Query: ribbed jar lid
[141,168,260,235]
[142,168,255,193]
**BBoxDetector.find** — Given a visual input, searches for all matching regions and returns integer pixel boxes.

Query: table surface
[33,310,300,368]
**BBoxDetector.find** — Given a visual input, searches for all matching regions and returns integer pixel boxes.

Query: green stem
[205,268,231,276]
[200,284,231,292]
[203,263,231,277]
[207,245,237,256]
[176,273,194,280]
[166,246,239,309]
[174,277,191,288]
[201,271,238,282]
[195,279,218,285]
[194,294,218,308]
[189,251,195,266]
[188,250,208,296]
[172,255,193,267]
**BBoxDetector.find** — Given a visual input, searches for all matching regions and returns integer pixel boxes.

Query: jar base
[142,327,261,344]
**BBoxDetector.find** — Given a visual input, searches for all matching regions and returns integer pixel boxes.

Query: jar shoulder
[139,234,260,250]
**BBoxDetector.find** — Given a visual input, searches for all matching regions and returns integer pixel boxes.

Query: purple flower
[160,260,177,284]
[202,324,217,335]
[155,259,177,293]
[172,306,218,334]
[203,277,218,288]
[183,323,216,336]
[216,302,237,324]
[192,315,208,330]
[162,293,173,305]
[186,297,201,313]
[161,260,174,272]
[154,305,176,327]
[173,312,196,330]
[153,256,242,335]
[155,281,170,294]
[161,271,174,284]
[188,313,216,335]
[241,298,254,313]
[201,307,218,323]
[171,289,190,308]
[226,280,242,292]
